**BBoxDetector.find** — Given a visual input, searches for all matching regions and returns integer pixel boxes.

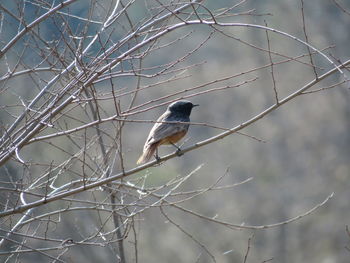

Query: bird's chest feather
[159,130,187,145]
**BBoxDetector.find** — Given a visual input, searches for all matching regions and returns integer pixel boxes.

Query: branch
[0,0,78,58]
[0,55,344,217]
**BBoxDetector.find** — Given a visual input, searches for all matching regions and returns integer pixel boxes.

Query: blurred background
[0,0,349,262]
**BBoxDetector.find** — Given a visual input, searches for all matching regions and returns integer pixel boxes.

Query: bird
[137,100,198,164]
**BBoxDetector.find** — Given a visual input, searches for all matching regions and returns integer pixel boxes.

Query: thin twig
[160,206,217,263]
[243,234,254,263]
[300,0,318,79]
[265,20,278,103]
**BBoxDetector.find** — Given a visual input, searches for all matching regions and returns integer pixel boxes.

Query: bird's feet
[176,148,183,157]
[154,154,161,163]
[153,155,164,166]
[170,142,183,156]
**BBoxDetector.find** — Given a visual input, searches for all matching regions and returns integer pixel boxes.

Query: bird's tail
[136,143,158,164]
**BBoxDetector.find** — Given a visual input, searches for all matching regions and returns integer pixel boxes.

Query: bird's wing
[144,111,187,148]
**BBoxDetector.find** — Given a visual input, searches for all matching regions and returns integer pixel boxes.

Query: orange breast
[159,130,187,145]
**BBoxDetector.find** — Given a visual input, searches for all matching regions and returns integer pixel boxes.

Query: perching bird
[137,100,198,164]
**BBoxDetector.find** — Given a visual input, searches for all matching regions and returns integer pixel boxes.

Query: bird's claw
[176,149,183,157]
[155,155,161,163]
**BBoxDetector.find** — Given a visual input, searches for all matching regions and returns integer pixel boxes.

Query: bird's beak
[193,104,199,107]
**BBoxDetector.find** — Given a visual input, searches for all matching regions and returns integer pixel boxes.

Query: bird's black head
[167,100,199,116]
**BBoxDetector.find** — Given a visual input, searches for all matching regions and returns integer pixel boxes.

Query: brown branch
[160,206,217,262]
[265,20,279,103]
[0,0,78,58]
[300,0,318,79]
[243,234,254,263]
[331,0,350,15]
[0,56,345,217]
